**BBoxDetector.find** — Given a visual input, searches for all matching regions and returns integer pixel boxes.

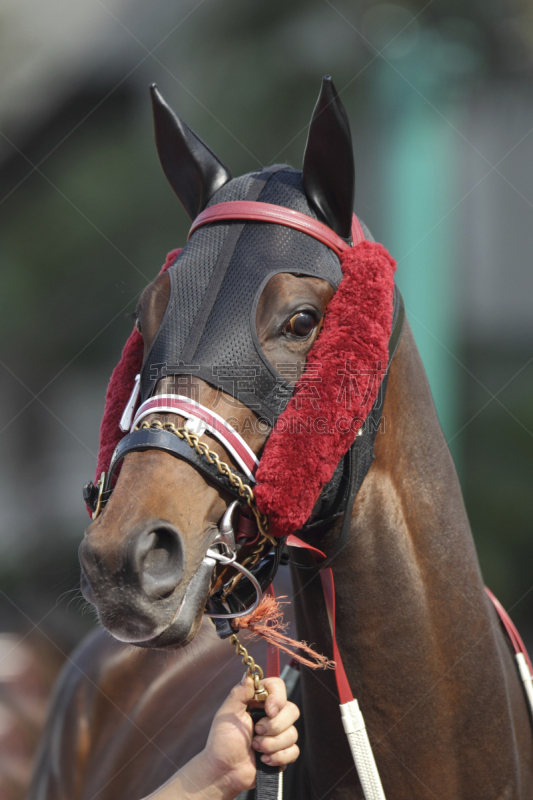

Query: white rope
[516,653,533,720]
[340,700,386,800]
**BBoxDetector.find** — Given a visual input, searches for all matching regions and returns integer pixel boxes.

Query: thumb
[216,674,256,717]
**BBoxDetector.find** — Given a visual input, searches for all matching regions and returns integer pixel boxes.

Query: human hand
[143,675,299,800]
[203,674,300,797]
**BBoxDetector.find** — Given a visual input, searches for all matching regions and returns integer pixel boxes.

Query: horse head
[79,77,358,648]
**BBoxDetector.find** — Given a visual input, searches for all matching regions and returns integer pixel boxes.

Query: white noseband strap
[127,393,259,481]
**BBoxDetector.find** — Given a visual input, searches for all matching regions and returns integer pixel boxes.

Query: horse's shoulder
[26,628,126,799]
[28,621,260,800]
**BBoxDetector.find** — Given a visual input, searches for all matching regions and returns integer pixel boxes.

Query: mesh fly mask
[139,165,352,425]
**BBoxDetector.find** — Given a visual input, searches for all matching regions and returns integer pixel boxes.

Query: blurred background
[1,0,533,795]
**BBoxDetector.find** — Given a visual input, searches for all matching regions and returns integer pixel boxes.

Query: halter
[84,200,402,628]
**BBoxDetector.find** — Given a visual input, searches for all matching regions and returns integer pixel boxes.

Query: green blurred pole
[376,51,460,465]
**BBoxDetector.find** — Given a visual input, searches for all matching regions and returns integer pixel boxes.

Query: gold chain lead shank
[230,633,269,702]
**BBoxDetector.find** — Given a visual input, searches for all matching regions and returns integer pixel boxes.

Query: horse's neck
[290,321,533,799]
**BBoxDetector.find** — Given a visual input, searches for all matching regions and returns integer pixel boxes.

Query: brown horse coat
[29,322,533,799]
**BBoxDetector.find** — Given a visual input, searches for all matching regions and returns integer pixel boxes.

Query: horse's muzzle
[78,519,199,646]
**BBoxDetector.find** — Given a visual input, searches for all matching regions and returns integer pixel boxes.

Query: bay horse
[29,77,533,799]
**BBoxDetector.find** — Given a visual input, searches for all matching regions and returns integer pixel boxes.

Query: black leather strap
[292,435,359,570]
[388,286,405,364]
[315,436,359,569]
[249,708,282,800]
[104,427,248,500]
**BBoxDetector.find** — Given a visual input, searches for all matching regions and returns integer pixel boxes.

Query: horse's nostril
[134,524,186,600]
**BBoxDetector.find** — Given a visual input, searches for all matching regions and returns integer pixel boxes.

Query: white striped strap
[130,394,259,481]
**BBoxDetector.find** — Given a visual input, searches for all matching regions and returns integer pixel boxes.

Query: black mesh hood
[140,166,344,425]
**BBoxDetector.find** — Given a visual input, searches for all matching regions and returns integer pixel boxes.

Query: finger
[260,744,300,767]
[262,677,288,718]
[215,674,255,718]
[253,726,298,755]
[254,701,300,736]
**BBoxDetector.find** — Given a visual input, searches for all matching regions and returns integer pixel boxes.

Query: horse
[28,77,533,799]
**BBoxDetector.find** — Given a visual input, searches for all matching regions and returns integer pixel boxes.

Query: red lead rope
[286,534,354,704]
[266,542,533,704]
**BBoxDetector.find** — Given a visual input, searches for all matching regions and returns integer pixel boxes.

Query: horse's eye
[128,309,142,334]
[131,311,142,334]
[284,311,318,338]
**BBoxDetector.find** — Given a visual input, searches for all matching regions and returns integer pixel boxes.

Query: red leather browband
[188,201,365,256]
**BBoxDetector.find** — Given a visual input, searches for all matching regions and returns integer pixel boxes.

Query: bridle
[84,200,404,627]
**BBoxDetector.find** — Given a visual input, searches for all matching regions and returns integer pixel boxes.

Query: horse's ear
[302,76,355,240]
[150,84,232,220]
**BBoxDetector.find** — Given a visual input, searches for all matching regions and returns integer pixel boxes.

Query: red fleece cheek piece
[254,240,396,538]
[90,248,181,514]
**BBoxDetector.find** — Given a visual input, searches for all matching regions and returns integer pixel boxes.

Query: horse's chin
[133,612,205,650]
[82,558,214,650]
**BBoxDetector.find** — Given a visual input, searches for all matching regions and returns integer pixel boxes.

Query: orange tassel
[232,595,335,670]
